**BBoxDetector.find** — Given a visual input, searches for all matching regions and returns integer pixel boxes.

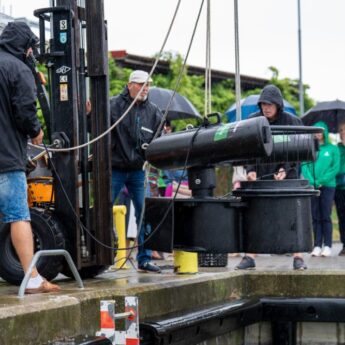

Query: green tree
[267,66,314,116]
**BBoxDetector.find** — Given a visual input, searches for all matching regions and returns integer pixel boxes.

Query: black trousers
[335,189,345,246]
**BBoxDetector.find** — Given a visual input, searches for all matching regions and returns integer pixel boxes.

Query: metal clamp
[18,249,84,298]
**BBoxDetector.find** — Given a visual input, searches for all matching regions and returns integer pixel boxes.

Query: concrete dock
[1,244,345,344]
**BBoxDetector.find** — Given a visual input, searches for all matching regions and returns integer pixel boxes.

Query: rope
[150,0,206,143]
[204,0,212,116]
[32,1,208,262]
[30,0,182,153]
[141,0,206,244]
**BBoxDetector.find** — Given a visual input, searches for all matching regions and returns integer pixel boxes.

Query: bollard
[174,250,198,274]
[113,206,129,269]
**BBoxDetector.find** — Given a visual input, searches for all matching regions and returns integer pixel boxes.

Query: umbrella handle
[204,112,222,125]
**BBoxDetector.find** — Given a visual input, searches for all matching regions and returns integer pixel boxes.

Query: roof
[111,50,268,91]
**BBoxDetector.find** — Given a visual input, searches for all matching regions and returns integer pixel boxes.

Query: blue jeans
[0,171,30,223]
[111,169,151,266]
[311,186,335,248]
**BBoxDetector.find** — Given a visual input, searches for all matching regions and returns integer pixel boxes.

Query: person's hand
[232,181,241,190]
[86,99,91,115]
[247,171,257,181]
[274,168,286,180]
[31,128,44,145]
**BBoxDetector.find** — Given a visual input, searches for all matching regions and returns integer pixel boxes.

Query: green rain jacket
[301,121,340,188]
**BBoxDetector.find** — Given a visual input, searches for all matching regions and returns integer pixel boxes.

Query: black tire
[0,208,65,285]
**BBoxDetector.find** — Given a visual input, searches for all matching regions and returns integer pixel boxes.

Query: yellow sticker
[60,84,68,101]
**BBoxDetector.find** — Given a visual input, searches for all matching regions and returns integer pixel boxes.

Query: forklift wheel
[0,208,65,285]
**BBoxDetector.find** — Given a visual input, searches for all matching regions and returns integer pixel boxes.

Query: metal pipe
[297,0,304,115]
[113,311,134,320]
[234,0,242,121]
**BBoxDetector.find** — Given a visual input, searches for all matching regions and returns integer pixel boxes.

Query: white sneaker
[321,246,332,257]
[311,246,322,257]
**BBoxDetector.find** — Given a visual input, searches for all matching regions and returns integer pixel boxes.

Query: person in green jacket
[335,122,345,255]
[302,121,340,257]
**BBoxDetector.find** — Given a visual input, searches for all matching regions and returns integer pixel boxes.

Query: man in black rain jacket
[0,22,60,294]
[110,70,163,273]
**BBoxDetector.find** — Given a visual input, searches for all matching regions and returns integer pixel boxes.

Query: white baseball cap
[128,70,153,83]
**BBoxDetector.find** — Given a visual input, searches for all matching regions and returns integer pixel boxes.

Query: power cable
[35,0,209,270]
[112,0,206,254]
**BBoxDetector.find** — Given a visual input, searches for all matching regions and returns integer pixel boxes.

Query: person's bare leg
[10,221,38,277]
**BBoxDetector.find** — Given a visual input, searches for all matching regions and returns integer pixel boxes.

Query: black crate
[198,253,228,267]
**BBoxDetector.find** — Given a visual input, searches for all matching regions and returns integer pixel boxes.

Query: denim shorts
[0,171,30,223]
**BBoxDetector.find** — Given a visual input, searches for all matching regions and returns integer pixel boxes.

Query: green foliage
[36,51,315,143]
[36,63,49,136]
[267,66,314,116]
[107,54,315,129]
[108,56,130,97]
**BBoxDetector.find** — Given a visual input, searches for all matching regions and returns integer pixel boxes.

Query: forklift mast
[34,0,113,270]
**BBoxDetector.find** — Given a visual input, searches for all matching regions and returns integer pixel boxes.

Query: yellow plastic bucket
[174,251,198,274]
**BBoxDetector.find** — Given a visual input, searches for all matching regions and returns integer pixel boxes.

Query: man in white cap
[110,70,163,273]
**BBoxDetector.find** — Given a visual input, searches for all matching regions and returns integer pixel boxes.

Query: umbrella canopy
[301,100,345,133]
[149,87,201,120]
[225,94,296,123]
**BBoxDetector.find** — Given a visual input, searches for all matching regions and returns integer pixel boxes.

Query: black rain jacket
[110,87,162,170]
[246,85,302,179]
[0,22,41,173]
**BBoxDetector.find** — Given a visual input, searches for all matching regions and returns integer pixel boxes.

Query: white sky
[4,0,345,103]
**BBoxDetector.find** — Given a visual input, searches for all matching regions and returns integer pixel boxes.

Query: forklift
[0,0,114,285]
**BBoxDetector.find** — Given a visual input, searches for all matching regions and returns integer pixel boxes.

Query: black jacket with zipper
[0,22,41,173]
[110,87,162,170]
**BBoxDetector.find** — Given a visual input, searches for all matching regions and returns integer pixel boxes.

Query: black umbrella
[149,87,202,120]
[301,100,345,133]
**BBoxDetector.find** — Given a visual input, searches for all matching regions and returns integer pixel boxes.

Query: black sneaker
[235,256,256,270]
[138,261,161,273]
[293,257,307,270]
[339,247,345,256]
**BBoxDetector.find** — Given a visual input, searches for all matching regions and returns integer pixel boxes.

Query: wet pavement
[1,243,345,344]
[1,242,345,297]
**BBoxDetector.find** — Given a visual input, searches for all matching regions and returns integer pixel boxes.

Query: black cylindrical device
[146,116,272,170]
